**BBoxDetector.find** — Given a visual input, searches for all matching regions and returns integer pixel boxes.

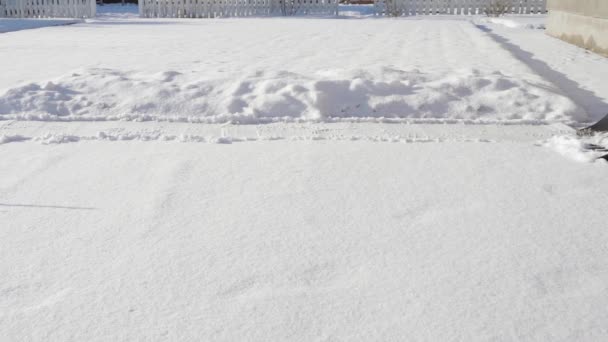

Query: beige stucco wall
[546,0,608,57]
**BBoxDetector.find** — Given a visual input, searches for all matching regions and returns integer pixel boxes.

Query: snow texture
[2,10,608,342]
[543,135,606,163]
[0,67,583,124]
[0,134,28,144]
[479,15,547,30]
[1,135,607,341]
[2,15,605,126]
[0,18,80,33]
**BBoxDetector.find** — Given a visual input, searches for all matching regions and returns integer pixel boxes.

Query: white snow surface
[1,14,603,125]
[0,66,582,123]
[0,18,80,33]
[1,123,608,341]
[473,16,608,124]
[3,11,608,341]
[479,15,546,30]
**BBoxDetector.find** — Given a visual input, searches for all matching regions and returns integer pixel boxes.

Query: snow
[337,4,376,17]
[1,14,600,126]
[474,16,608,124]
[542,135,605,163]
[0,119,576,145]
[479,15,547,30]
[2,9,608,341]
[0,134,28,144]
[0,18,80,33]
[1,130,607,341]
[0,67,583,124]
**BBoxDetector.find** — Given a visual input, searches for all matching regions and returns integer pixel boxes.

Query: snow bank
[482,18,608,125]
[3,16,603,126]
[480,15,547,30]
[0,134,28,144]
[337,4,375,17]
[0,67,584,124]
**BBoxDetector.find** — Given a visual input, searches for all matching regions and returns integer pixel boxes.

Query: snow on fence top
[0,0,96,18]
[374,0,547,16]
[139,0,339,18]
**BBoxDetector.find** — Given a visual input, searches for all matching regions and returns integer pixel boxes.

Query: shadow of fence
[475,23,608,125]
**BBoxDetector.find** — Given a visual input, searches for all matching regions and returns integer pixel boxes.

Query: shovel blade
[587,113,608,132]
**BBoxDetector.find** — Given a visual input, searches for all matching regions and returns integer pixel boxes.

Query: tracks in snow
[0,120,574,145]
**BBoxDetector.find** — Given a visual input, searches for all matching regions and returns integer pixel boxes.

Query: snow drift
[0,67,585,124]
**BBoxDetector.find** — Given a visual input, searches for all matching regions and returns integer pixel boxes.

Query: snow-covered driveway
[2,12,608,341]
[2,130,608,341]
[1,16,600,124]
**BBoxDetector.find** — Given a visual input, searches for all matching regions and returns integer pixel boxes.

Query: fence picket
[138,0,337,17]
[0,0,546,19]
[0,0,94,17]
[375,0,545,16]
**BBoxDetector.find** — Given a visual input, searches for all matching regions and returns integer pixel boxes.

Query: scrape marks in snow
[0,131,498,146]
[217,262,340,299]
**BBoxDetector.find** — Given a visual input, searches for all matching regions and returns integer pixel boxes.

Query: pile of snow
[479,15,546,30]
[0,134,28,144]
[3,13,608,341]
[0,67,584,124]
[543,133,608,163]
[480,15,608,126]
[3,17,600,125]
[337,4,376,17]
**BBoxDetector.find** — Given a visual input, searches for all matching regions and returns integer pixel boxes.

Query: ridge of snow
[0,134,29,144]
[0,67,586,125]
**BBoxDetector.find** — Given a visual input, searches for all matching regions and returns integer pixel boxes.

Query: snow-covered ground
[2,11,604,125]
[2,8,608,341]
[479,14,547,30]
[2,130,607,341]
[0,18,80,33]
[477,17,608,125]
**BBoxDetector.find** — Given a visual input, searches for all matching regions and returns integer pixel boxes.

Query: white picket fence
[374,0,547,16]
[139,0,339,18]
[0,0,96,18]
